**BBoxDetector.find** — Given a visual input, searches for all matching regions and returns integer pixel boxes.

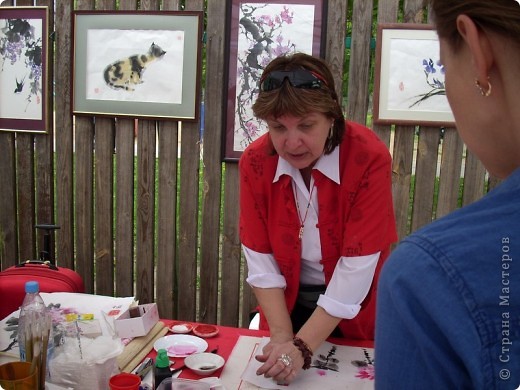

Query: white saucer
[153,334,208,357]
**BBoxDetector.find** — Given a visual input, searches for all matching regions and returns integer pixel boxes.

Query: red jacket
[239,121,397,340]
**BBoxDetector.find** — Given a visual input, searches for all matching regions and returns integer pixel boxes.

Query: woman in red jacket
[239,52,397,384]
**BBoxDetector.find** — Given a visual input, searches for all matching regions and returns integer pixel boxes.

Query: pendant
[299,225,304,240]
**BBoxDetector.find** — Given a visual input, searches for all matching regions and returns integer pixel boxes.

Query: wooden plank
[487,175,502,192]
[240,268,256,329]
[93,0,116,298]
[94,118,115,296]
[372,0,400,147]
[156,121,178,319]
[114,1,138,298]
[410,127,440,231]
[158,0,181,320]
[176,130,200,321]
[14,0,36,265]
[16,134,36,262]
[54,0,75,268]
[74,117,95,292]
[115,119,136,298]
[35,0,56,259]
[324,0,347,100]
[391,125,415,241]
[462,150,487,206]
[221,164,242,327]
[204,0,240,326]
[391,0,426,239]
[133,0,159,306]
[73,0,96,292]
[346,0,374,124]
[195,0,220,325]
[135,120,156,305]
[436,127,464,218]
[176,3,202,322]
[0,134,17,268]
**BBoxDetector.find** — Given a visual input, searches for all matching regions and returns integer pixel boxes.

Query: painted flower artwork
[232,2,317,153]
[351,348,375,380]
[0,18,43,118]
[377,29,454,125]
[409,57,446,108]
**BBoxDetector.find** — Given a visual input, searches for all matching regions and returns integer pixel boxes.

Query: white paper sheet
[221,336,374,390]
[0,292,135,357]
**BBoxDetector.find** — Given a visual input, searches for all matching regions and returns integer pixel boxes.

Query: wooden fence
[0,0,497,328]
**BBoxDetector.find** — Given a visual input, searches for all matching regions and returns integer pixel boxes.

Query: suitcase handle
[16,260,59,271]
[35,224,60,263]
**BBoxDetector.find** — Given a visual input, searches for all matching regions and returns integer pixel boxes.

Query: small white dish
[169,322,194,334]
[184,352,225,376]
[153,334,208,357]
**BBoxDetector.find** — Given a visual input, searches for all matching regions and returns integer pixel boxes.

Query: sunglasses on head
[259,69,327,92]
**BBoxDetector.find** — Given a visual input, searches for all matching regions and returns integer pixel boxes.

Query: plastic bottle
[154,348,171,388]
[18,281,51,362]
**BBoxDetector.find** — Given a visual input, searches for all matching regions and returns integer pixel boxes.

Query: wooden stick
[30,336,40,390]
[117,321,168,373]
[39,321,50,390]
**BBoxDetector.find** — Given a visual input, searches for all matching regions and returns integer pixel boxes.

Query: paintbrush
[39,319,50,390]
[30,334,41,390]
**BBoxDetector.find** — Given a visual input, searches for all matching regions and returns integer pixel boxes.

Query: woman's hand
[255,340,304,385]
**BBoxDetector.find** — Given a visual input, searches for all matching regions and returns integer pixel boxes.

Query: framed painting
[373,23,455,127]
[223,0,326,161]
[72,10,203,121]
[0,7,49,133]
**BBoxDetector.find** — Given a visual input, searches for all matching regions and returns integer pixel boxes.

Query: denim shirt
[375,168,520,389]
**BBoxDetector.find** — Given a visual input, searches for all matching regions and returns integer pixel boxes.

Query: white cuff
[243,245,287,289]
[246,273,287,289]
[317,294,361,319]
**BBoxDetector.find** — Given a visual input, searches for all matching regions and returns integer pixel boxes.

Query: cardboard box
[101,302,133,336]
[114,303,159,338]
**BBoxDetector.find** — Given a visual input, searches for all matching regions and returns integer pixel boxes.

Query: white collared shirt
[243,149,379,320]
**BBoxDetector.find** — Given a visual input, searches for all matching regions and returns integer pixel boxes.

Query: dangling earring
[475,77,492,97]
[328,123,334,140]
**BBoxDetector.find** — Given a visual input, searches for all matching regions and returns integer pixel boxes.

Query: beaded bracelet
[293,336,313,370]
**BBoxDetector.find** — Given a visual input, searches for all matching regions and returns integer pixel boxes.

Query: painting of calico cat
[103,42,166,91]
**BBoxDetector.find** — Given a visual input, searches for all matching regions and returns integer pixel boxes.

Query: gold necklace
[293,181,316,240]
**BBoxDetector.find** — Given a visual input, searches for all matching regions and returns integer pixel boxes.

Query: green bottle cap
[155,349,170,368]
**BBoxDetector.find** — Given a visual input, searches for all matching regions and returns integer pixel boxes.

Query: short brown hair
[426,0,520,50]
[252,53,345,154]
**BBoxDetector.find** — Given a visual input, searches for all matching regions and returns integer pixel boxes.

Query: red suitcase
[0,225,85,320]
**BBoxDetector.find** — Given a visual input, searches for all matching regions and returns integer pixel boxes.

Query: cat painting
[103,42,166,91]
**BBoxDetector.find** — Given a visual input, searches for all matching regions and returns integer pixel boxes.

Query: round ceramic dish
[153,334,208,357]
[169,322,194,334]
[193,324,219,338]
[184,352,225,376]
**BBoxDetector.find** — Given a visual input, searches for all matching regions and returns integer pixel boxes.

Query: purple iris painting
[409,57,446,108]
[231,2,318,153]
[375,27,454,126]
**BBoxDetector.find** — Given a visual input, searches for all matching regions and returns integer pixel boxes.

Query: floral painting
[0,7,48,132]
[233,337,375,389]
[224,0,323,160]
[374,24,454,127]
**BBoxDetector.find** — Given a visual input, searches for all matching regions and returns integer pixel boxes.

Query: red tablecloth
[148,320,374,381]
